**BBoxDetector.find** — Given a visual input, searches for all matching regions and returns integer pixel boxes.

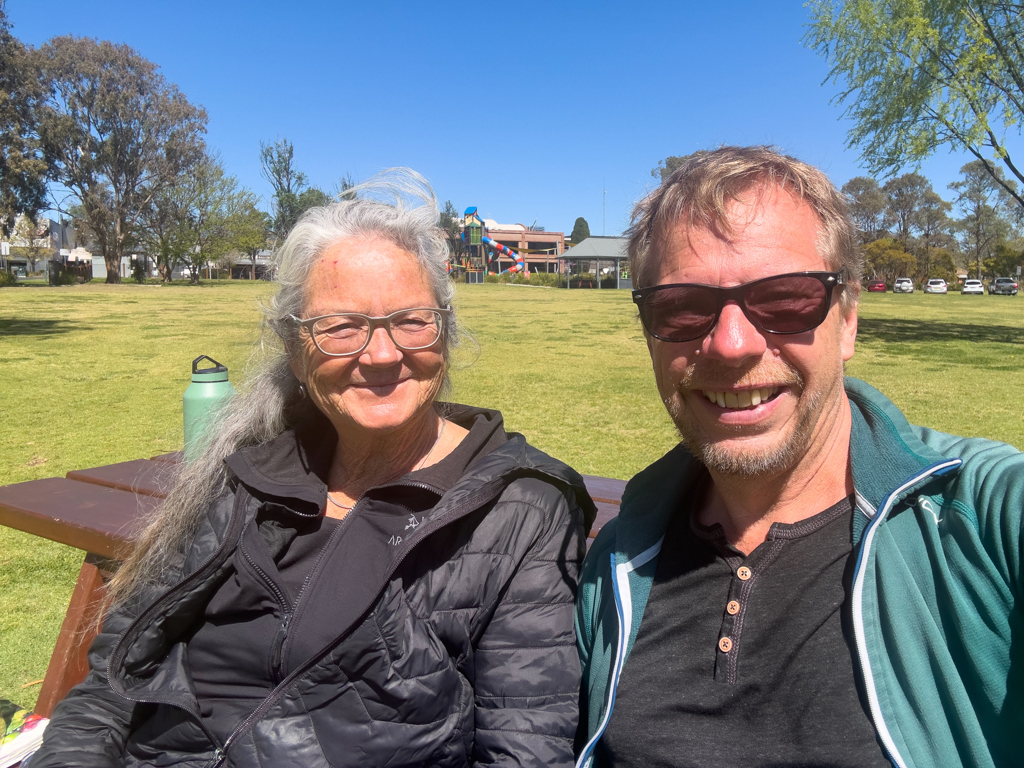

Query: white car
[924,278,948,294]
[893,277,914,293]
[962,279,984,295]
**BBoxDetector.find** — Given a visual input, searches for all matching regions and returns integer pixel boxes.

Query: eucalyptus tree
[882,173,930,251]
[842,176,888,244]
[950,160,1016,279]
[36,36,207,282]
[0,5,48,235]
[259,138,332,239]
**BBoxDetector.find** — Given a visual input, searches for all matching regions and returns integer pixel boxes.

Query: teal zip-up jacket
[576,378,1024,768]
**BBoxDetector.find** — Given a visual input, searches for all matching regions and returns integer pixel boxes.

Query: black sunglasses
[632,271,844,342]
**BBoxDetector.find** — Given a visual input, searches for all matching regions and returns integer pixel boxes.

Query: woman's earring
[298,383,308,399]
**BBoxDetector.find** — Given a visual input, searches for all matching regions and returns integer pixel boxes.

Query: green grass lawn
[1,281,1022,707]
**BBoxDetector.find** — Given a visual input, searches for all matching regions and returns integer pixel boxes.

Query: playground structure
[460,207,526,277]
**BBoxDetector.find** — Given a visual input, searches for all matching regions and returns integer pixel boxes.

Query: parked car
[988,277,1019,295]
[962,279,984,295]
[924,278,948,294]
[867,280,887,292]
[893,277,914,293]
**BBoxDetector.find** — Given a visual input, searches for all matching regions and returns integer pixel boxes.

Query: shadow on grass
[858,318,1024,346]
[0,317,94,336]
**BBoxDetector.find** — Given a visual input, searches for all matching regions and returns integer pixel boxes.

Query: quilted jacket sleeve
[28,590,152,768]
[471,477,586,768]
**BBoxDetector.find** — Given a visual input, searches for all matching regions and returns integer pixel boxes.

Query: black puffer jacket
[32,406,596,767]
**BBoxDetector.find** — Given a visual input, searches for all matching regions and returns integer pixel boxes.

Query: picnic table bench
[0,455,624,718]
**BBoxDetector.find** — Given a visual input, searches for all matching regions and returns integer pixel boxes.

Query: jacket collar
[845,376,951,513]
[222,403,510,514]
[223,409,335,513]
[614,443,703,565]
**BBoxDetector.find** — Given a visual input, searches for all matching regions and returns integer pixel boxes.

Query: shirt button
[727,600,740,615]
[719,637,733,653]
[737,566,752,580]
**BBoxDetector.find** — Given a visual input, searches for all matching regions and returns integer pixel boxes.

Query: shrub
[0,270,18,287]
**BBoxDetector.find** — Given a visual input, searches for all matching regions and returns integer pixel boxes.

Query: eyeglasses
[632,271,844,342]
[290,307,451,357]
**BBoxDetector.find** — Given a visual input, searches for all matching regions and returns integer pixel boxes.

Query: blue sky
[9,0,994,236]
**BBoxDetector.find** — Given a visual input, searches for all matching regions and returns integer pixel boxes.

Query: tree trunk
[104,255,122,284]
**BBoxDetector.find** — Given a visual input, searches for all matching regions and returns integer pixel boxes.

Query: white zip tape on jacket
[575,539,663,768]
[850,458,961,768]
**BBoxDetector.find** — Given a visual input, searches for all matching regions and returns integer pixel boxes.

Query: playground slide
[460,207,526,275]
[481,235,525,274]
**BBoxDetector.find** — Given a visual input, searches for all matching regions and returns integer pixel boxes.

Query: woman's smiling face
[289,235,446,438]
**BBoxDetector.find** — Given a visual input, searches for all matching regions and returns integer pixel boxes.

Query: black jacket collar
[223,403,510,515]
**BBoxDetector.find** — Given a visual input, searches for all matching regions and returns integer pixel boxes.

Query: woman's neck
[325,409,444,514]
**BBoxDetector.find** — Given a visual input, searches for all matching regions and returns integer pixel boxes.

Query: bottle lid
[191,355,229,382]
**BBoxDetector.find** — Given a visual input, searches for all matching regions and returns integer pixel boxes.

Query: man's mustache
[675,357,805,393]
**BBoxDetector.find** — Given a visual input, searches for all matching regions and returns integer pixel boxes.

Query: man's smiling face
[647,185,858,477]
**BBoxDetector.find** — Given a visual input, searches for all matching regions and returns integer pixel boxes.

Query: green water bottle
[183,355,235,461]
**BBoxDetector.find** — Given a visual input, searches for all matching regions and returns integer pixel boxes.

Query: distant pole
[603,180,606,236]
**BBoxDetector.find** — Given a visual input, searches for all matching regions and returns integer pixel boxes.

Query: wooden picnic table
[0,456,624,718]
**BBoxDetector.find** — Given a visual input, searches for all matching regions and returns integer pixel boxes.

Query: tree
[140,154,257,283]
[335,173,356,201]
[915,189,954,281]
[883,172,930,250]
[179,155,250,283]
[439,200,465,267]
[863,237,916,283]
[949,160,1016,279]
[227,197,270,262]
[984,242,1024,279]
[570,216,591,244]
[652,153,703,183]
[11,214,53,273]
[259,138,332,238]
[842,176,888,243]
[927,246,960,284]
[807,1,1024,210]
[140,176,193,282]
[36,36,207,282]
[0,5,48,235]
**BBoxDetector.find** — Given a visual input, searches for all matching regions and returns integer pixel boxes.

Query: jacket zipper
[576,538,662,768]
[239,536,292,683]
[209,475,514,766]
[274,509,355,675]
[849,458,961,768]
[275,479,444,668]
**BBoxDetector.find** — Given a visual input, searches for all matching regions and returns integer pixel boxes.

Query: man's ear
[840,303,858,362]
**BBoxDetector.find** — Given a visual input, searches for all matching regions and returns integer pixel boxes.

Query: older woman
[31,172,595,768]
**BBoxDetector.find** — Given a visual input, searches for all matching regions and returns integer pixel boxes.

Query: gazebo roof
[560,236,627,260]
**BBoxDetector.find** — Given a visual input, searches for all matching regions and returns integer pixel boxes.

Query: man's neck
[697,396,855,556]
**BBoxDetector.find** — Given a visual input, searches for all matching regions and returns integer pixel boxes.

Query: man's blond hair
[627,146,861,310]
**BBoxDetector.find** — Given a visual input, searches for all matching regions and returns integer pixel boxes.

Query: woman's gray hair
[105,168,456,607]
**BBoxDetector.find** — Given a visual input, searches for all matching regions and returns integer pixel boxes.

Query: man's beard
[663,357,832,478]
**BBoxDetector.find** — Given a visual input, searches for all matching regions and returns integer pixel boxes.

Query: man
[576,146,1024,768]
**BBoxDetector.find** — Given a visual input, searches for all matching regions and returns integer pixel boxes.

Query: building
[230,250,276,280]
[1,215,77,276]
[481,220,565,273]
